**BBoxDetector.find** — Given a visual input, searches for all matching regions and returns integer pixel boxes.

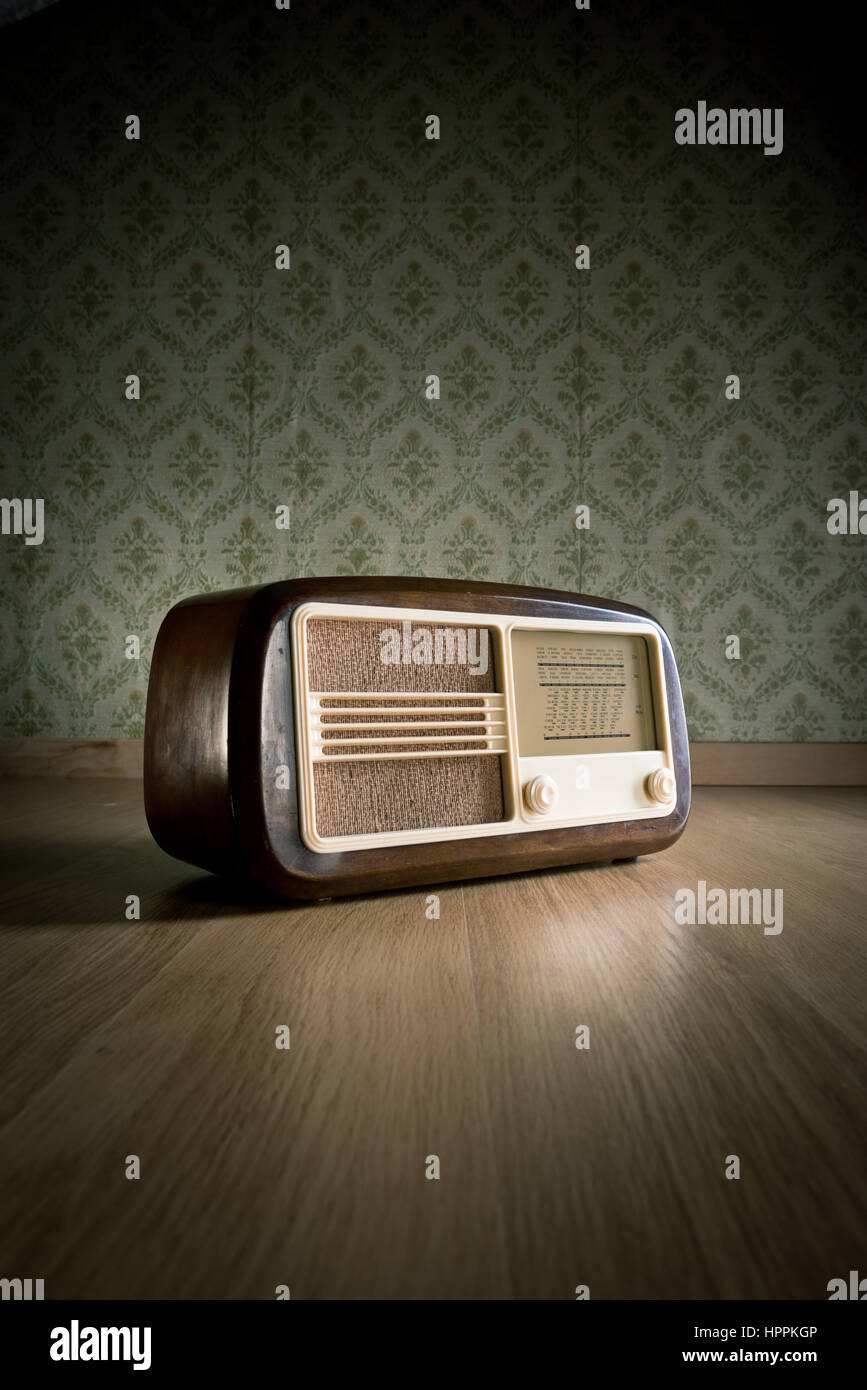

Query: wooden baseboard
[690,742,867,785]
[0,738,144,779]
[0,738,865,785]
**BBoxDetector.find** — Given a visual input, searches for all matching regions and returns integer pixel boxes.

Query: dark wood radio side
[144,577,692,898]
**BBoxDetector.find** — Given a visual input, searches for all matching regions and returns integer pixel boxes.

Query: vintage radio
[144,577,690,898]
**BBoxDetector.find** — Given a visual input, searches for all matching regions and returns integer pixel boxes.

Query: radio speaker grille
[305,617,506,837]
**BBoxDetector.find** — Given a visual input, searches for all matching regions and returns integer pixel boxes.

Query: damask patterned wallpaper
[0,0,863,741]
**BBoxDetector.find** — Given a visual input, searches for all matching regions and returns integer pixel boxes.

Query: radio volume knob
[646,767,676,803]
[524,775,559,815]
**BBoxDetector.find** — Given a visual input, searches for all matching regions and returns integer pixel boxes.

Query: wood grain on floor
[0,780,864,1299]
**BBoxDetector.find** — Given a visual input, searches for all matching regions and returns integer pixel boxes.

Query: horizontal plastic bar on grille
[317,708,497,717]
[317,720,506,731]
[307,691,507,762]
[309,693,506,703]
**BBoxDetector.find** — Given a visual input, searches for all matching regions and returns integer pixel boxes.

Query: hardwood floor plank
[0,779,863,1299]
[462,788,867,1298]
[0,781,232,1126]
[0,877,506,1299]
[0,776,141,837]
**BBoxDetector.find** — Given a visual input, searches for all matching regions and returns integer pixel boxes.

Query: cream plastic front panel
[290,601,677,852]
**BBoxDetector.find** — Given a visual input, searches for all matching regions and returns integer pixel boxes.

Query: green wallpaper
[0,0,864,741]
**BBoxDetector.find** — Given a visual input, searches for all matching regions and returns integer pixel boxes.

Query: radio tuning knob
[524,774,559,815]
[646,767,676,803]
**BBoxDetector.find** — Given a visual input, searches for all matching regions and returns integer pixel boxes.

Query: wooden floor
[0,779,863,1300]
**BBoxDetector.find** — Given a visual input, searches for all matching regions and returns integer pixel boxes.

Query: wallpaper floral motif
[0,0,864,740]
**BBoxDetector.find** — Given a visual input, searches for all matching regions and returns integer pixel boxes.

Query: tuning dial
[646,767,676,804]
[524,774,559,815]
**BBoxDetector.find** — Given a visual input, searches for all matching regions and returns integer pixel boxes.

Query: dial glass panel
[511,628,658,756]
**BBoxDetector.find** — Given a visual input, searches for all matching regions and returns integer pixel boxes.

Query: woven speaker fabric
[306,618,505,835]
[306,618,498,693]
[313,756,505,837]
